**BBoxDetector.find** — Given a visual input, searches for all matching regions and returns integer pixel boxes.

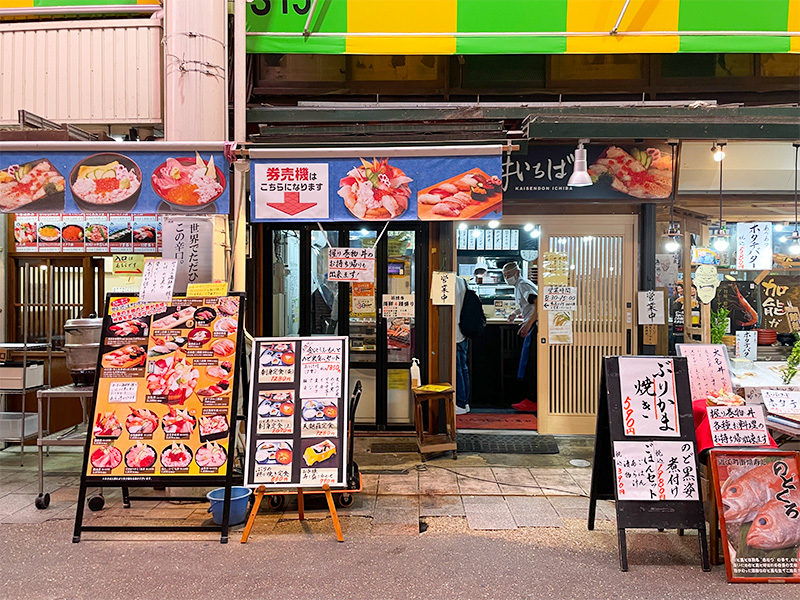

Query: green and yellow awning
[246,0,800,54]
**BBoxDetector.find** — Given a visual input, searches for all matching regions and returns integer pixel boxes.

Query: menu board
[244,337,348,489]
[676,344,733,402]
[83,294,243,481]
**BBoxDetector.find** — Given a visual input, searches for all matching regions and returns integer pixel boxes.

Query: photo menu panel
[244,337,349,489]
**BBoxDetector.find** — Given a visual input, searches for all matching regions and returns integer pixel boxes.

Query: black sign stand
[588,356,710,572]
[72,293,246,544]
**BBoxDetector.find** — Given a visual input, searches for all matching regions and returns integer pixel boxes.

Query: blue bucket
[207,486,252,526]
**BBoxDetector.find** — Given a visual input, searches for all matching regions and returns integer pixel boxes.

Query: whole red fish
[722,464,783,523]
[746,498,800,550]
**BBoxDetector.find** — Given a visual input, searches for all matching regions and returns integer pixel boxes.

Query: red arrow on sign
[266,191,317,216]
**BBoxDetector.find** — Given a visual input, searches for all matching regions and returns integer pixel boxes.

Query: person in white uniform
[502,262,538,412]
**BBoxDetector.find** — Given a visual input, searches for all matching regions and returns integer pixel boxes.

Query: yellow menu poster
[85,294,242,479]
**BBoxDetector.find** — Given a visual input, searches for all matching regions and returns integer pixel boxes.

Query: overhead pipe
[252,30,799,38]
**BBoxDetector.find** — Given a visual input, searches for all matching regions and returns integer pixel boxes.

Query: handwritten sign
[382,294,415,319]
[139,259,177,303]
[542,285,577,311]
[637,290,665,325]
[328,247,375,282]
[735,331,758,361]
[618,357,680,437]
[541,251,569,285]
[112,254,144,275]
[614,441,699,501]
[108,381,138,404]
[430,271,455,306]
[676,344,732,402]
[737,222,772,270]
[762,389,800,415]
[300,340,343,399]
[707,405,769,446]
[186,282,228,297]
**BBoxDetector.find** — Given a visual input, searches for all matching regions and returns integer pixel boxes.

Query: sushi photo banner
[250,145,503,222]
[0,142,229,215]
[588,356,710,572]
[244,336,349,490]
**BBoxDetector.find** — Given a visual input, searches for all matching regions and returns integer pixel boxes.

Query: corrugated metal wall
[0,19,162,126]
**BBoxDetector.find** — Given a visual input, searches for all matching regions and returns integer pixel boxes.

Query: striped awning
[246,0,800,54]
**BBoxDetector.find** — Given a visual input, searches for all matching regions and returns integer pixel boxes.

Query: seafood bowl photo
[93,411,122,438]
[37,224,60,243]
[338,158,412,220]
[160,442,193,469]
[588,146,673,200]
[69,153,143,212]
[199,415,229,443]
[195,442,227,468]
[90,446,122,470]
[14,222,36,244]
[84,223,108,244]
[62,224,84,244]
[255,441,293,465]
[146,355,200,404]
[161,406,196,435]
[125,407,158,435]
[0,159,66,213]
[151,154,226,211]
[124,443,157,470]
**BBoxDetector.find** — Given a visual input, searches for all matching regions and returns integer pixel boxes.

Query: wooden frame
[709,449,800,583]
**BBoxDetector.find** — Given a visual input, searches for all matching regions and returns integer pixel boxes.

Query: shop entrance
[263,223,427,430]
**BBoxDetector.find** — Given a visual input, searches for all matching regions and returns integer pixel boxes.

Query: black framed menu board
[244,336,349,489]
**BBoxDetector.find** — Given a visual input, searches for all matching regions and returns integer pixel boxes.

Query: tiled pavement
[0,447,617,534]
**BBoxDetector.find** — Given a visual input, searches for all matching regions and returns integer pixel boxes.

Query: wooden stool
[412,384,457,459]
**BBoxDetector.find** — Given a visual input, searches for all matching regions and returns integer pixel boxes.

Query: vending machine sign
[244,336,349,489]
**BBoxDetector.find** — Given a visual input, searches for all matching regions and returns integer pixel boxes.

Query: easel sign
[710,449,800,583]
[73,293,246,543]
[588,356,710,572]
[242,336,349,542]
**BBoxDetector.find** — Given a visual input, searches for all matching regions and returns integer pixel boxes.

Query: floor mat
[457,433,559,454]
[371,441,420,453]
[457,412,537,430]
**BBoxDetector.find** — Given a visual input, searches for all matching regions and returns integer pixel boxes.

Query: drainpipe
[232,0,247,293]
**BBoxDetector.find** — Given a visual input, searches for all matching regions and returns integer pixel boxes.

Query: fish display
[151,154,224,207]
[338,158,412,220]
[722,464,784,523]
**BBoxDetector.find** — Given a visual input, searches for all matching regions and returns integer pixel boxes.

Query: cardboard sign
[113,254,144,275]
[430,271,456,306]
[710,450,800,583]
[542,285,577,312]
[139,259,177,303]
[707,405,769,446]
[676,344,733,402]
[737,222,773,270]
[186,282,229,298]
[244,337,348,489]
[736,331,758,361]
[637,290,665,325]
[618,357,680,437]
[328,247,375,283]
[613,440,699,501]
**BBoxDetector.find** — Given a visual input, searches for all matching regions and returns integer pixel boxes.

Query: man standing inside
[454,275,470,415]
[502,262,538,413]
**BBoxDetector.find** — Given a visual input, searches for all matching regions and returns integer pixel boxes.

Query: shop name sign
[250,148,503,222]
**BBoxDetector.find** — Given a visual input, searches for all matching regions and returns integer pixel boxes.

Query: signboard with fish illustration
[588,356,710,572]
[244,336,349,490]
[0,143,229,214]
[710,450,800,583]
[250,147,503,222]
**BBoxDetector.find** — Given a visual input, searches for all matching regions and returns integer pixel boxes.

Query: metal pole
[610,0,632,35]
[303,0,320,36]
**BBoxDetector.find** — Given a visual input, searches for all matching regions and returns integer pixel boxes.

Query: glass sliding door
[271,229,300,336]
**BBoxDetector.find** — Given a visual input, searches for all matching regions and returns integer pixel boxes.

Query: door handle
[626,329,631,354]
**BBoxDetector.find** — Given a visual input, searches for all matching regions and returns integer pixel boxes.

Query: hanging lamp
[567,139,593,187]
[711,142,730,252]
[661,141,682,252]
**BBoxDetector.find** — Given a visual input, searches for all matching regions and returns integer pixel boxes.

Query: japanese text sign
[113,254,144,275]
[676,344,733,402]
[252,163,330,220]
[618,357,681,437]
[613,441,699,501]
[762,389,800,415]
[637,290,665,325]
[162,216,215,294]
[382,294,415,319]
[707,405,769,446]
[737,222,773,270]
[542,285,577,312]
[139,259,177,303]
[735,331,758,361]
[327,247,375,283]
[541,251,569,285]
[430,271,456,306]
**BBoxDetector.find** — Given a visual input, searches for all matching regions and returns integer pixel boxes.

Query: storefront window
[387,230,415,363]
[272,230,300,336]
[310,230,339,335]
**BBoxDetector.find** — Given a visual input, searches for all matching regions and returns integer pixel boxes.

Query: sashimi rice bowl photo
[152,153,225,210]
[69,153,143,212]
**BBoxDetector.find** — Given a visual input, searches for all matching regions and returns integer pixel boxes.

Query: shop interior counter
[469,319,525,408]
[730,360,800,402]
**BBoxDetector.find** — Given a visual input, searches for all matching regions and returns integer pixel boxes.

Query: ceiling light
[664,237,680,252]
[713,235,730,252]
[790,232,800,256]
[523,223,534,232]
[780,236,788,243]
[360,228,369,236]
[472,229,482,239]
[712,142,726,162]
[567,140,593,187]
[458,222,468,231]
[713,147,728,252]
[530,229,540,239]
[662,143,683,254]
[488,220,500,229]
[775,223,784,232]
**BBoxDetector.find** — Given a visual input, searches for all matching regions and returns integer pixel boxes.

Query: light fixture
[661,141,683,253]
[567,139,593,187]
[360,228,369,236]
[711,141,727,162]
[775,223,784,232]
[711,143,730,253]
[529,229,540,239]
[780,236,788,243]
[472,229,482,239]
[523,223,534,232]
[790,142,800,256]
[458,222,468,231]
[488,220,500,229]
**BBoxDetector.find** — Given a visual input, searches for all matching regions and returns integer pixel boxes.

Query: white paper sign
[252,163,329,220]
[382,294,415,319]
[706,405,769,446]
[161,217,215,293]
[300,340,343,399]
[735,330,758,361]
[430,271,456,306]
[548,311,573,344]
[542,285,577,311]
[618,357,681,437]
[676,344,732,401]
[613,441,699,501]
[328,247,375,282]
[736,222,772,270]
[762,389,800,415]
[108,381,138,403]
[139,259,177,303]
[655,253,680,288]
[637,290,665,325]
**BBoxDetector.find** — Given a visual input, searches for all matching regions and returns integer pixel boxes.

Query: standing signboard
[244,336,349,489]
[588,356,710,572]
[73,293,245,543]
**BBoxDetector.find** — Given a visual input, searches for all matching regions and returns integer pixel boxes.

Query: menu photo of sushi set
[245,337,348,489]
[84,294,243,480]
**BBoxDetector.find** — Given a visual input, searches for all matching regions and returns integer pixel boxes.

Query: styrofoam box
[0,362,44,390]
[0,412,37,441]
